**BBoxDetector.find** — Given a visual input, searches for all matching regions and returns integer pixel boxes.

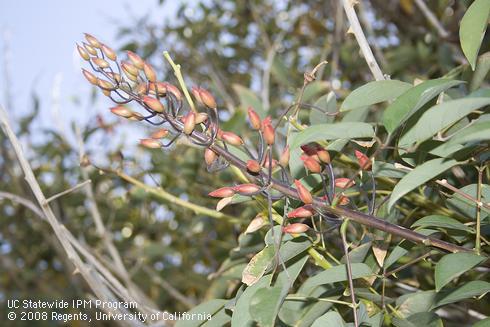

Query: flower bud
[283,223,309,234]
[301,156,322,174]
[129,112,144,121]
[279,146,290,167]
[110,106,133,118]
[355,150,372,171]
[191,86,203,104]
[246,160,261,174]
[139,138,162,149]
[102,89,111,96]
[93,58,110,69]
[317,149,331,164]
[84,33,101,48]
[204,148,218,165]
[83,42,97,55]
[127,51,144,69]
[335,178,355,189]
[264,158,278,169]
[182,112,196,135]
[287,206,315,218]
[221,131,243,146]
[121,61,139,76]
[107,72,121,83]
[247,107,261,130]
[164,83,183,101]
[142,96,165,113]
[294,179,313,204]
[233,184,261,195]
[208,187,235,198]
[82,69,98,85]
[198,88,217,108]
[135,83,148,95]
[101,44,117,61]
[338,194,350,205]
[263,123,275,145]
[149,82,167,96]
[195,113,208,124]
[143,62,157,82]
[150,129,169,139]
[261,116,272,132]
[98,79,115,90]
[77,44,90,60]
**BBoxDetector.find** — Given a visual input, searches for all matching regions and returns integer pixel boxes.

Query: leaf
[232,277,270,327]
[434,281,490,307]
[312,311,346,327]
[396,291,436,318]
[233,84,265,117]
[446,120,490,145]
[301,263,373,289]
[175,299,227,327]
[249,286,283,327]
[372,241,389,267]
[411,215,472,232]
[245,215,267,234]
[310,91,336,124]
[382,79,463,133]
[242,246,275,286]
[393,312,443,327]
[473,317,490,327]
[434,253,486,291]
[373,161,407,178]
[340,80,412,111]
[459,0,490,70]
[289,122,375,149]
[387,158,459,212]
[470,52,490,91]
[447,183,490,219]
[399,97,490,147]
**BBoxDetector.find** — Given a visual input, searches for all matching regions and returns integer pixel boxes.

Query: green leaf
[411,215,473,232]
[393,312,443,327]
[233,84,265,117]
[434,253,486,291]
[312,311,346,327]
[382,79,463,133]
[473,317,490,327]
[396,291,436,318]
[289,122,374,149]
[399,97,490,147]
[387,158,459,212]
[459,0,490,70]
[249,286,283,327]
[310,91,336,124]
[373,161,407,178]
[341,80,412,111]
[301,263,373,289]
[446,120,490,145]
[434,281,490,307]
[302,81,329,102]
[242,246,275,286]
[471,52,490,91]
[175,299,227,327]
[447,184,490,219]
[232,277,270,327]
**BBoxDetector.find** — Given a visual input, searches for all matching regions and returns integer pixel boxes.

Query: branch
[413,0,450,39]
[340,0,385,81]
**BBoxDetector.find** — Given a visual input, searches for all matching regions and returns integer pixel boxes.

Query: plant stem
[475,166,484,254]
[163,51,197,113]
[341,219,359,327]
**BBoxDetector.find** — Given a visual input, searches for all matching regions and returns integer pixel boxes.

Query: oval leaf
[341,80,412,111]
[175,299,227,327]
[434,252,486,291]
[387,158,459,212]
[411,215,472,232]
[301,263,373,289]
[434,281,490,307]
[459,0,490,70]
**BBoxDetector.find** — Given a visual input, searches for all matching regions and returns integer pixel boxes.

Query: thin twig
[413,0,450,39]
[163,51,197,113]
[341,219,359,327]
[44,180,91,204]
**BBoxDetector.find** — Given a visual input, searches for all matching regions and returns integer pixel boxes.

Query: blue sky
[0,0,178,133]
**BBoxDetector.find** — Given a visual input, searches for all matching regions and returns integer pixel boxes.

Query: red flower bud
[150,129,169,139]
[121,61,139,77]
[127,51,144,69]
[139,138,162,149]
[164,83,183,101]
[261,116,272,132]
[294,179,313,204]
[283,223,309,234]
[338,194,350,206]
[233,184,261,195]
[143,62,157,82]
[198,88,217,108]
[135,83,149,95]
[142,96,165,113]
[129,112,144,121]
[101,44,117,61]
[81,69,98,85]
[335,178,355,189]
[204,148,218,165]
[301,156,322,174]
[221,131,243,146]
[355,150,372,171]
[317,149,331,164]
[191,86,203,104]
[110,106,133,118]
[182,112,196,135]
[287,206,315,218]
[247,107,261,130]
[263,123,275,145]
[77,44,90,61]
[246,160,261,174]
[279,146,290,167]
[92,58,110,69]
[208,187,235,198]
[84,33,101,48]
[149,82,167,96]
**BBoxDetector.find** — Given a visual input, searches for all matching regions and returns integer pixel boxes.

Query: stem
[475,166,484,254]
[163,51,197,113]
[341,219,359,327]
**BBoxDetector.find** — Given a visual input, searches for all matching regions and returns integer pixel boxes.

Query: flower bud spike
[287,206,315,218]
[279,146,290,167]
[150,129,169,139]
[82,69,98,85]
[246,160,261,174]
[101,44,117,61]
[247,107,261,130]
[142,96,165,113]
[208,187,235,198]
[127,51,144,69]
[233,184,261,195]
[183,112,196,135]
[221,131,244,146]
[283,223,309,234]
[335,178,355,189]
[355,150,372,171]
[143,62,157,82]
[263,123,275,145]
[84,33,101,48]
[204,148,218,166]
[77,44,90,60]
[140,138,162,149]
[110,106,133,118]
[294,179,313,204]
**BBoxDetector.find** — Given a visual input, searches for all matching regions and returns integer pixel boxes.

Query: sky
[0,0,179,136]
